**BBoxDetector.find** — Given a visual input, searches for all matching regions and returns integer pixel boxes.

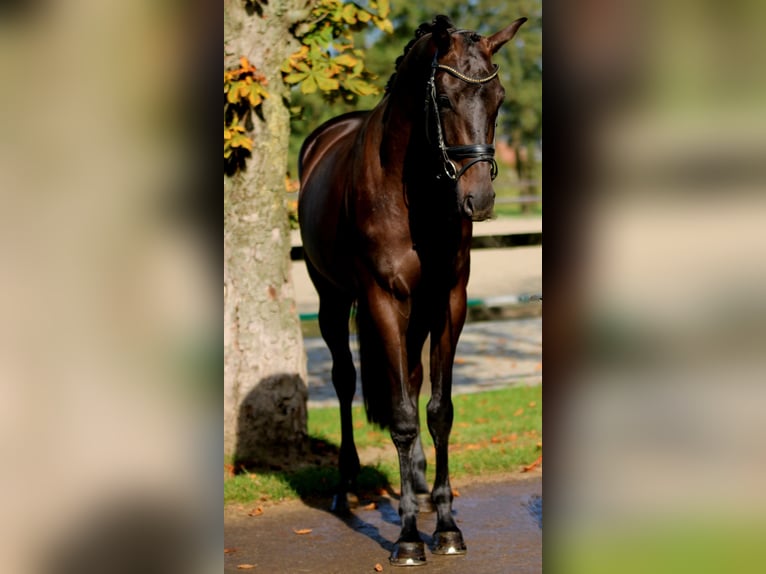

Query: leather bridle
[426,53,500,182]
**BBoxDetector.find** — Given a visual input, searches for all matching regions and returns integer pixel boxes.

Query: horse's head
[426,18,527,221]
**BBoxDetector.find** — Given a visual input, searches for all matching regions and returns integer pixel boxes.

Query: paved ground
[224,474,542,573]
[305,316,542,408]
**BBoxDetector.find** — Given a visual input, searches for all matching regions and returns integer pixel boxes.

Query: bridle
[426,52,500,182]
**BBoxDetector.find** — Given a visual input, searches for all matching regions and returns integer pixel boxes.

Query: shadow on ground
[233,434,410,555]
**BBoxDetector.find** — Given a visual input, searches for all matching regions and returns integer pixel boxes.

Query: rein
[426,53,499,182]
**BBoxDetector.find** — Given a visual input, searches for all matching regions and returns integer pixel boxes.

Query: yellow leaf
[334,54,358,67]
[300,75,317,94]
[377,0,390,19]
[293,528,313,535]
[316,74,339,92]
[342,4,357,24]
[283,72,309,84]
[357,11,371,23]
[227,82,242,104]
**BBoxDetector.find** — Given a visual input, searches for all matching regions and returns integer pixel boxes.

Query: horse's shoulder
[299,111,371,178]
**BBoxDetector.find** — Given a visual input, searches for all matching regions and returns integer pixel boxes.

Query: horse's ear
[487,17,527,54]
[432,14,453,54]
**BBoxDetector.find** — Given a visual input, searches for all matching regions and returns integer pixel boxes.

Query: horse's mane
[384,15,455,94]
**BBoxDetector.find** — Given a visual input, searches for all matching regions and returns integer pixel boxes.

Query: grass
[555,518,766,574]
[225,385,541,506]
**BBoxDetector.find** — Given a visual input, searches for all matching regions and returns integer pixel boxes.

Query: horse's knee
[427,398,454,428]
[390,413,419,450]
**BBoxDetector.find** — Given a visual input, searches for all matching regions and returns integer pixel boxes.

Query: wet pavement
[305,317,541,407]
[224,475,542,573]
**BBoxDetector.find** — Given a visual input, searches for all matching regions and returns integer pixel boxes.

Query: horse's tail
[355,300,393,430]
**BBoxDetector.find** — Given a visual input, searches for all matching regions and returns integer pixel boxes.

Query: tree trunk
[224,0,310,468]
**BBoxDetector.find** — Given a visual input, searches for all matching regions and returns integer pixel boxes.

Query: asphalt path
[224,474,542,573]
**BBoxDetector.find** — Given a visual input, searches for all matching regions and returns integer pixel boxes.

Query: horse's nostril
[463,196,474,216]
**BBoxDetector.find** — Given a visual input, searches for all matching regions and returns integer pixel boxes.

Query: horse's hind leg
[310,268,359,513]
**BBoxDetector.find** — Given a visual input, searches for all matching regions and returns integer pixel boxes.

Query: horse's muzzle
[462,192,495,221]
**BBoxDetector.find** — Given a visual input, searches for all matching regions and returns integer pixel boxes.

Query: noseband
[426,53,499,182]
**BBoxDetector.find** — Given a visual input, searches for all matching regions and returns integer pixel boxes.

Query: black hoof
[432,531,467,555]
[416,493,434,513]
[330,493,351,515]
[389,541,427,567]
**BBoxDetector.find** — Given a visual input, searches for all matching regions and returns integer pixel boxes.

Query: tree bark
[224,0,310,467]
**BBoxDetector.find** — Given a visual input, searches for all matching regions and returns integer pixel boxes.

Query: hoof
[416,493,434,513]
[432,531,467,555]
[330,493,352,515]
[389,541,427,567]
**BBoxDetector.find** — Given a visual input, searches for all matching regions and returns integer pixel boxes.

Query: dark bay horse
[298,15,527,566]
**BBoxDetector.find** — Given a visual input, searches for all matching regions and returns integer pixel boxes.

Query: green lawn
[225,385,541,506]
[555,519,766,574]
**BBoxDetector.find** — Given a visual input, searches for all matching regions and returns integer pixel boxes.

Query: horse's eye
[437,95,452,109]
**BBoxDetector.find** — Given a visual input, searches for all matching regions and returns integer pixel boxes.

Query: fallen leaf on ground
[224,548,237,554]
[293,528,313,535]
[513,408,524,416]
[528,401,537,408]
[374,563,384,572]
[522,455,543,472]
[224,464,235,478]
[248,506,263,517]
[237,564,256,569]
[452,488,461,497]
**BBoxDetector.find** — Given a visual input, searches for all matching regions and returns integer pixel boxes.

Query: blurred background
[547,0,766,572]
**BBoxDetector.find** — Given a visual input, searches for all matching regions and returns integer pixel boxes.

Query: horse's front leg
[362,287,427,567]
[427,283,468,555]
